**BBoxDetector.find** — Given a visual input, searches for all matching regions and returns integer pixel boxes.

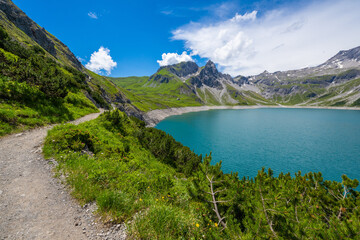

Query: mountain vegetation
[0,25,99,135]
[111,75,203,112]
[1,0,360,239]
[44,109,360,239]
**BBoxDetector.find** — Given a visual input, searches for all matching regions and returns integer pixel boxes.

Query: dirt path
[0,110,126,240]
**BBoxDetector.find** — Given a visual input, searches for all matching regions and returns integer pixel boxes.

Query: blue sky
[12,0,360,77]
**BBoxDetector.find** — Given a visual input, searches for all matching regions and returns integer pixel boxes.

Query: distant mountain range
[113,46,360,109]
[246,46,360,105]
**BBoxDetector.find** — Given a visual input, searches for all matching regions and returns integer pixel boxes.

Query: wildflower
[139,198,142,201]
[156,199,158,201]
[196,224,199,228]
[162,196,164,199]
[214,223,218,227]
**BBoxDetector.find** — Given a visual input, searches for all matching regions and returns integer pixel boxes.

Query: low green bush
[0,77,98,136]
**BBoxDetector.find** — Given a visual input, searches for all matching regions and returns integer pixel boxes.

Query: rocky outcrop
[189,60,232,89]
[233,75,249,85]
[167,61,199,78]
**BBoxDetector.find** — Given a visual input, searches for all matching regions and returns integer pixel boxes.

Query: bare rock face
[233,75,249,85]
[190,60,232,89]
[323,46,360,67]
[0,0,82,70]
[0,0,56,56]
[167,61,199,78]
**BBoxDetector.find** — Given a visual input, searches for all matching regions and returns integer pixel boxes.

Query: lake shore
[144,105,360,127]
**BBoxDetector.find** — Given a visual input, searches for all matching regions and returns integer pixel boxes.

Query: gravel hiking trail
[0,110,126,240]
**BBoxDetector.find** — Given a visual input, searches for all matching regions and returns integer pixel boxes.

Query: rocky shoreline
[143,105,360,127]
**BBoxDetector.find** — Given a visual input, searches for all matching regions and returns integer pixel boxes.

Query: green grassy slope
[225,84,274,105]
[269,77,360,107]
[307,77,360,106]
[111,73,203,111]
[43,109,360,239]
[0,26,100,136]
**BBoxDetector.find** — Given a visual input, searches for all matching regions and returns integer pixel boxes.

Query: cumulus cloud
[172,0,360,76]
[85,47,117,75]
[157,52,194,66]
[88,12,98,19]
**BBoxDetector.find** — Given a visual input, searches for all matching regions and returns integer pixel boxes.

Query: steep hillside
[0,0,82,70]
[0,0,142,136]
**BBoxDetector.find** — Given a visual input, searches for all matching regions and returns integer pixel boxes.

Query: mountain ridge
[0,0,82,70]
[113,45,360,110]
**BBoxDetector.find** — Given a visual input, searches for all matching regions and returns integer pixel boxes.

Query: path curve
[0,110,126,239]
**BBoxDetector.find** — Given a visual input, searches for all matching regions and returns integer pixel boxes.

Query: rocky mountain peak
[204,60,216,69]
[189,60,233,89]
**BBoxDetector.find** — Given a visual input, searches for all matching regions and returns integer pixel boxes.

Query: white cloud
[230,11,257,22]
[161,10,173,15]
[85,47,117,75]
[88,12,98,19]
[172,0,360,76]
[157,51,194,66]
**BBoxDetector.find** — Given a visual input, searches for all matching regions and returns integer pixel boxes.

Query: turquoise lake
[156,108,360,182]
